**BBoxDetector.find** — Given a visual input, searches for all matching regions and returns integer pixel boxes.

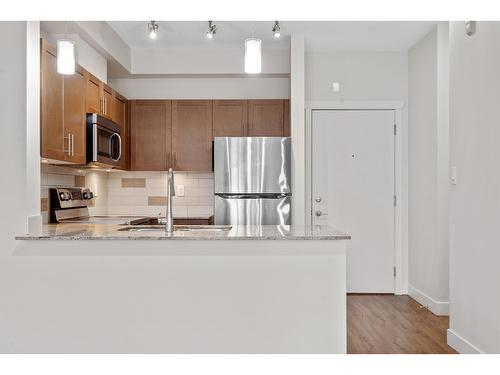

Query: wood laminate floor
[347,294,457,354]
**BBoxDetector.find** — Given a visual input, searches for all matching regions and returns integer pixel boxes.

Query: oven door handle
[109,132,122,162]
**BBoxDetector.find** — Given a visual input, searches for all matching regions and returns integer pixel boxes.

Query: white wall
[73,36,108,82]
[0,21,40,351]
[305,51,408,101]
[131,48,289,75]
[74,21,132,74]
[108,77,289,99]
[407,25,450,315]
[447,21,500,354]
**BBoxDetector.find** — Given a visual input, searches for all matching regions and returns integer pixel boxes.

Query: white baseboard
[408,285,449,316]
[447,329,483,354]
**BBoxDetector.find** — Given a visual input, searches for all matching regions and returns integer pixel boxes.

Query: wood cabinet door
[85,74,101,114]
[283,99,290,137]
[248,99,285,136]
[172,100,213,171]
[102,84,113,119]
[40,39,65,161]
[113,92,128,170]
[130,100,171,171]
[213,100,247,137]
[63,66,86,164]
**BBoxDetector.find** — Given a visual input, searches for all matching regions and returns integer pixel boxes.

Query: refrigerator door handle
[214,194,291,226]
[216,193,289,199]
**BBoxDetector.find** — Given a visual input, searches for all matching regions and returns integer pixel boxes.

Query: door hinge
[393,195,397,206]
[394,124,397,136]
[393,266,397,278]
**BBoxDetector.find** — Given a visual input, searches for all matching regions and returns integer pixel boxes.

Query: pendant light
[245,23,261,74]
[57,22,75,75]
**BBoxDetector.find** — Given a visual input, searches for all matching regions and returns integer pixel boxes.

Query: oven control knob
[82,191,93,200]
[59,192,70,201]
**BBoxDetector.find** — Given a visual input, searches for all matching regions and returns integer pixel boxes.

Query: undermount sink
[118,225,232,232]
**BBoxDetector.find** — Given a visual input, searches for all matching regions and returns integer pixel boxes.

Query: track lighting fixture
[206,21,217,40]
[148,21,159,39]
[272,21,281,39]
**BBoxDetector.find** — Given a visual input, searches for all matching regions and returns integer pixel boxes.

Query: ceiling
[107,21,437,51]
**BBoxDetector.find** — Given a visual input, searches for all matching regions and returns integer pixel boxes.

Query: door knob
[315,210,322,217]
[315,196,322,203]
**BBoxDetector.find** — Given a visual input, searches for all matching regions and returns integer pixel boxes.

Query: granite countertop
[15,224,350,241]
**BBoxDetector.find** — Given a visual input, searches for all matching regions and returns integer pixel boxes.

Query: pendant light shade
[57,39,75,75]
[244,38,262,74]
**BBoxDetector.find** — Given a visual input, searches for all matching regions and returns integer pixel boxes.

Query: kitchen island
[14,225,349,353]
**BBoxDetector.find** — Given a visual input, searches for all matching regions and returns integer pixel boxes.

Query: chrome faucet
[166,168,175,234]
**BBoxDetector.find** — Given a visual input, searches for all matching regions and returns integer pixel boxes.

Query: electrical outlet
[176,184,185,197]
[332,82,340,92]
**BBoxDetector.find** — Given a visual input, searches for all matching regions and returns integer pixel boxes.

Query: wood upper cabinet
[172,100,213,171]
[85,74,101,114]
[283,99,290,137]
[113,92,128,170]
[130,100,171,171]
[63,65,86,164]
[102,84,113,119]
[40,38,86,163]
[248,99,285,136]
[213,100,247,137]
[85,74,113,118]
[40,39,65,161]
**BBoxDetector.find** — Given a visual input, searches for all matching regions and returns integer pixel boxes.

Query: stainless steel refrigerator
[214,137,291,225]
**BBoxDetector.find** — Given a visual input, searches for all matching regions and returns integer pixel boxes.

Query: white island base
[13,227,348,353]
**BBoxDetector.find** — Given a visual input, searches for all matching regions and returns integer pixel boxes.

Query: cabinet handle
[64,134,70,155]
[71,134,74,156]
[104,97,107,115]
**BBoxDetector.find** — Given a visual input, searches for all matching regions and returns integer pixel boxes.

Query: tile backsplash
[107,171,214,218]
[41,165,214,222]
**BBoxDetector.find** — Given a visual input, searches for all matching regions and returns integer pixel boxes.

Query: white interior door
[312,110,395,293]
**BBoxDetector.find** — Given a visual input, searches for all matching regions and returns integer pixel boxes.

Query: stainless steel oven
[87,113,122,167]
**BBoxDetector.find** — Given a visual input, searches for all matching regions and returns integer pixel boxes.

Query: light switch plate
[176,184,185,197]
[332,82,340,92]
[450,166,457,185]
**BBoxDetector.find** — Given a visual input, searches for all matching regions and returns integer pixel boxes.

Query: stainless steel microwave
[86,113,122,168]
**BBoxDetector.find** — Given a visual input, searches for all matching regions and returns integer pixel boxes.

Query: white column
[26,21,41,233]
[290,34,305,225]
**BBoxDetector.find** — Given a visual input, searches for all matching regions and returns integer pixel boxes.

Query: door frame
[305,101,407,295]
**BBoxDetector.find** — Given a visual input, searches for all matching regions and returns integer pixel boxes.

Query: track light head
[148,21,159,39]
[206,20,217,40]
[272,21,281,39]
